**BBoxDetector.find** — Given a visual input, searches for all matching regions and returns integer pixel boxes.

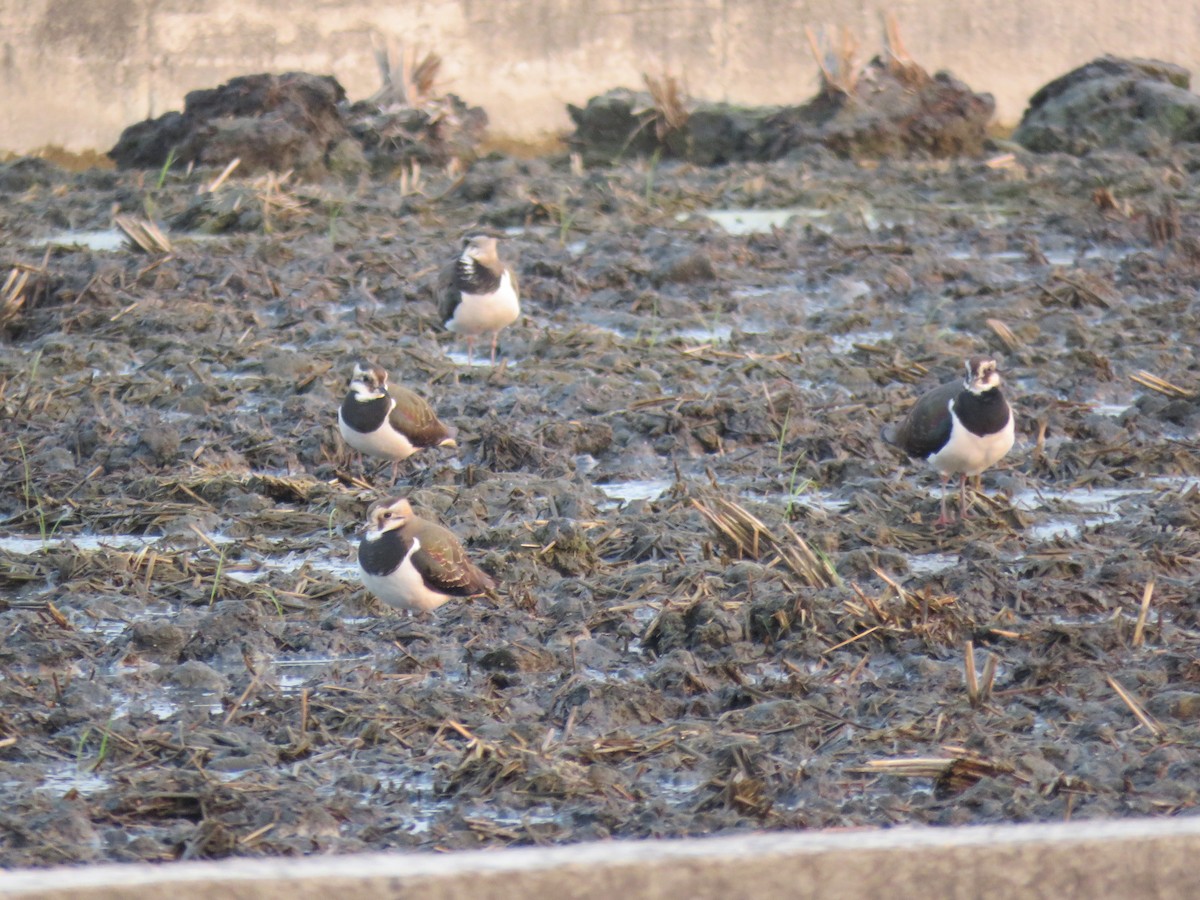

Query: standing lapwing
[358,496,495,614]
[890,356,1015,525]
[337,361,457,482]
[437,234,520,365]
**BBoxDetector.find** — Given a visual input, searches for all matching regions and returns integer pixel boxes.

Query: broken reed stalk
[850,746,1017,794]
[882,12,912,66]
[370,40,442,107]
[804,24,859,95]
[692,495,838,588]
[405,49,442,105]
[114,215,172,255]
[1106,676,1166,739]
[204,157,241,193]
[979,653,998,703]
[985,318,1020,352]
[643,73,689,140]
[965,640,998,707]
[0,267,30,328]
[1130,369,1195,399]
[1132,579,1155,648]
[964,640,979,704]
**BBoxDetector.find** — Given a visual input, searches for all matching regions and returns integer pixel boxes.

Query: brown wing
[388,387,457,448]
[892,380,958,460]
[436,256,461,325]
[411,520,495,597]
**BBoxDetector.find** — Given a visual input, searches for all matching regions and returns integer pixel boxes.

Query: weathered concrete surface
[3,0,1200,154]
[4,818,1200,899]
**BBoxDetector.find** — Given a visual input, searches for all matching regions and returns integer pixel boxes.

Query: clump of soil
[109,67,487,180]
[1015,55,1200,155]
[3,126,1200,868]
[568,30,993,164]
[764,55,994,159]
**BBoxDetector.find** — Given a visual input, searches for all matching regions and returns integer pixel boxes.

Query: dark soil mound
[568,57,992,165]
[1014,55,1200,155]
[765,56,994,159]
[109,72,364,180]
[108,71,487,180]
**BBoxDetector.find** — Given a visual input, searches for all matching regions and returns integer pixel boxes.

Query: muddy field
[2,144,1200,868]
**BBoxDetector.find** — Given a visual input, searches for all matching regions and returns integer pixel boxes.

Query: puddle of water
[747,488,849,514]
[1025,516,1117,542]
[0,533,157,555]
[906,552,958,576]
[277,671,310,693]
[114,690,189,722]
[75,618,130,639]
[596,479,672,504]
[37,764,111,797]
[945,247,1136,266]
[39,229,221,252]
[273,655,372,693]
[827,330,894,353]
[444,349,519,370]
[1150,476,1200,495]
[1013,485,1144,542]
[689,208,831,236]
[42,230,128,252]
[946,249,1025,262]
[671,323,733,344]
[1090,403,1133,417]
[1012,485,1146,513]
[1044,247,1136,266]
[1037,611,1149,627]
[226,548,359,586]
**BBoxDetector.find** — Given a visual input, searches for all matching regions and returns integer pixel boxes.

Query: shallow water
[596,479,672,504]
[691,207,831,235]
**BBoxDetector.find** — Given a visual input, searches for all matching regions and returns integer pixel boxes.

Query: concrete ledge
[4,0,1200,154]
[4,817,1200,899]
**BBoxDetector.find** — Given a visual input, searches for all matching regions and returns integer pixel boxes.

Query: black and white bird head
[461,234,501,269]
[364,496,413,541]
[350,361,389,399]
[963,357,1002,395]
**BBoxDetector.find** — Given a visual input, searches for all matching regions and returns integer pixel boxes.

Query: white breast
[444,271,520,335]
[338,401,418,461]
[359,537,453,613]
[928,404,1015,477]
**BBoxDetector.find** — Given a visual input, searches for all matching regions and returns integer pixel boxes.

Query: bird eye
[381,512,391,519]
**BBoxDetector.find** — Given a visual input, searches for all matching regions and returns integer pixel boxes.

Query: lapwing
[891,356,1015,525]
[358,496,495,613]
[437,233,520,365]
[337,361,457,482]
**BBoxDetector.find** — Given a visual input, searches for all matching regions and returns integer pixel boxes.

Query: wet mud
[2,145,1200,866]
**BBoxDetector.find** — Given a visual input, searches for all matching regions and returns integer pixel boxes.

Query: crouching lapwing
[358,496,495,614]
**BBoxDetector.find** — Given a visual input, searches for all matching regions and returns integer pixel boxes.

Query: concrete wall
[3,0,1200,155]
[4,817,1200,899]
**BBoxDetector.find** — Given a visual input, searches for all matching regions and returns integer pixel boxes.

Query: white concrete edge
[3,816,1200,895]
